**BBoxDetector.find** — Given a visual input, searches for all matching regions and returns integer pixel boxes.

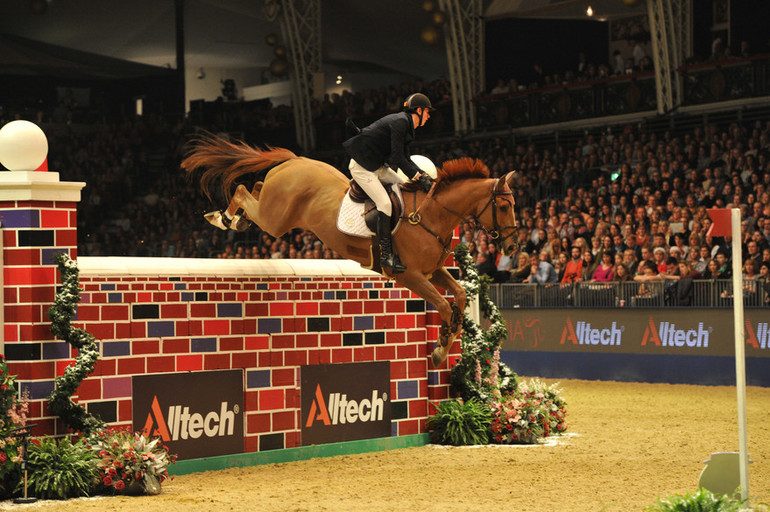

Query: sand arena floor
[3,378,769,512]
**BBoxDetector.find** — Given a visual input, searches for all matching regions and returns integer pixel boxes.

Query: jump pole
[707,207,749,501]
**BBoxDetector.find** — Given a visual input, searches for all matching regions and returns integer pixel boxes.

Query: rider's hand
[417,172,433,193]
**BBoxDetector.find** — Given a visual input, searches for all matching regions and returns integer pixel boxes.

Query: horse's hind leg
[229,183,266,231]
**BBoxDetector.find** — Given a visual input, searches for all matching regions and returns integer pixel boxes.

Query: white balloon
[0,120,49,171]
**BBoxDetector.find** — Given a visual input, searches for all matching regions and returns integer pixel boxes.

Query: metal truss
[438,0,483,134]
[647,0,690,115]
[274,0,321,151]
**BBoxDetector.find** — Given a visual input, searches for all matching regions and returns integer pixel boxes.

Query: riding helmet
[403,93,435,112]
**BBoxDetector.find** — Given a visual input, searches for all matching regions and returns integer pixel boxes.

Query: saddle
[345,179,403,233]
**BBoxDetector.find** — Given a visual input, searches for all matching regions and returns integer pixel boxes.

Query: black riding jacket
[342,112,423,179]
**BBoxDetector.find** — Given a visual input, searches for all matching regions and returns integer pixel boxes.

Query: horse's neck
[432,178,492,229]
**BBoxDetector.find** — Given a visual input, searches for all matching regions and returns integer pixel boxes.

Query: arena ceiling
[0,0,646,80]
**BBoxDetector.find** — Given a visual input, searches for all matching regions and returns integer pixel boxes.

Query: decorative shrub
[645,487,759,512]
[426,398,491,446]
[450,244,518,403]
[26,436,98,499]
[88,427,177,495]
[47,253,105,434]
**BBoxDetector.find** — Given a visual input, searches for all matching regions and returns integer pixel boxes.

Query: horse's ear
[496,171,515,192]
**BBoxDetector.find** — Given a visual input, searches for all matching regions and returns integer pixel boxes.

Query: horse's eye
[500,205,508,213]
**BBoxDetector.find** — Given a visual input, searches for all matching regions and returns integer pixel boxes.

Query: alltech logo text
[305,386,387,427]
[560,317,624,346]
[640,317,712,348]
[301,362,391,446]
[142,396,239,441]
[132,370,244,460]
[746,321,770,350]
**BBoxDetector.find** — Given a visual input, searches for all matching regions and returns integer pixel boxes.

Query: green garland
[46,253,105,434]
[450,244,518,403]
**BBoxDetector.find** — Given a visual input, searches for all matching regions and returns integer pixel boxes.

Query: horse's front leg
[429,267,467,367]
[394,269,459,368]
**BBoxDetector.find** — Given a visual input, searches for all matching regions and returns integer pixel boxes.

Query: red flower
[103,475,113,486]
[114,480,125,491]
[108,467,117,477]
[0,452,7,463]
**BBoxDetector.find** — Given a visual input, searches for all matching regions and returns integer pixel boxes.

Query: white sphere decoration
[410,154,438,179]
[0,120,49,171]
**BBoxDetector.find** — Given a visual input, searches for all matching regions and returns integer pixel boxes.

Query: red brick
[3,230,16,248]
[203,319,230,336]
[75,304,100,321]
[269,302,294,316]
[342,301,362,314]
[391,361,407,379]
[12,361,55,380]
[177,354,203,371]
[117,357,145,375]
[398,344,419,360]
[407,330,425,342]
[4,287,17,304]
[40,209,70,228]
[14,285,53,304]
[204,353,231,370]
[231,352,257,369]
[190,303,216,318]
[259,389,284,410]
[386,301,406,313]
[319,302,340,315]
[331,348,353,364]
[18,324,50,341]
[4,248,40,266]
[408,359,427,379]
[161,304,188,318]
[101,305,129,321]
[284,350,308,366]
[85,323,115,341]
[396,314,416,329]
[245,303,269,317]
[146,356,175,373]
[163,338,189,353]
[220,337,244,351]
[353,347,375,362]
[118,400,132,422]
[397,419,419,435]
[5,304,41,323]
[364,301,384,314]
[409,400,428,418]
[245,335,269,351]
[296,302,318,316]
[295,333,318,348]
[376,345,397,360]
[4,266,55,286]
[258,352,271,367]
[271,334,295,349]
[133,340,160,355]
[272,411,295,431]
[245,390,258,410]
[92,359,117,377]
[55,229,77,246]
[247,412,272,434]
[74,378,101,401]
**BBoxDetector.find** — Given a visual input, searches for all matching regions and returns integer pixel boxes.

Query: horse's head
[477,171,519,256]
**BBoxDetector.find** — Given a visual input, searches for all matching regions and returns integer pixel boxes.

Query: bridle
[404,180,520,257]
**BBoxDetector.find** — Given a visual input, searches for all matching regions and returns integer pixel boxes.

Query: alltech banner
[301,362,391,446]
[501,309,770,357]
[132,369,244,460]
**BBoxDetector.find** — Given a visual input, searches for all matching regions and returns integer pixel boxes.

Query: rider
[343,92,435,274]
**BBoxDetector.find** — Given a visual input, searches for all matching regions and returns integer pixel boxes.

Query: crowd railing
[490,279,769,309]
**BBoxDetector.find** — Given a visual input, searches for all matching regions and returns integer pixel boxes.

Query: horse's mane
[181,132,298,202]
[401,157,490,193]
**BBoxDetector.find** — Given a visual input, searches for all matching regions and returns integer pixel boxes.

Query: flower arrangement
[0,353,29,498]
[489,379,567,444]
[88,427,177,495]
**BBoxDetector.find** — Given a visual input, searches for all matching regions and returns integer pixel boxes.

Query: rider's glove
[417,172,433,193]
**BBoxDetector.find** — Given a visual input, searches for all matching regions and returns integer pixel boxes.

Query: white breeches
[349,159,405,216]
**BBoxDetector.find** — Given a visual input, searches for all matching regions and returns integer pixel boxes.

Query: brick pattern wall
[6,264,461,450]
[2,199,79,435]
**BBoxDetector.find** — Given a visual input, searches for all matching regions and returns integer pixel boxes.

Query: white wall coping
[0,171,86,202]
[76,256,382,278]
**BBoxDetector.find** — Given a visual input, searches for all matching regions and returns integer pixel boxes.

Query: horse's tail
[181,132,298,202]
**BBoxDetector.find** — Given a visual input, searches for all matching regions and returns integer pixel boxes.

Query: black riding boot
[377,211,406,274]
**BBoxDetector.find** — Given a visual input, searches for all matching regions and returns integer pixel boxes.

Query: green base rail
[169,433,431,476]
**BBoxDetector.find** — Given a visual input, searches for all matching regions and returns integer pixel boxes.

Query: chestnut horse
[181,135,518,367]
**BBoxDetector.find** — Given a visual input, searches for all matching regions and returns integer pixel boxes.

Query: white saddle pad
[336,183,404,238]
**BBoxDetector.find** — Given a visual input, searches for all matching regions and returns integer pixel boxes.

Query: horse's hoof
[204,211,228,230]
[230,215,251,232]
[431,347,446,368]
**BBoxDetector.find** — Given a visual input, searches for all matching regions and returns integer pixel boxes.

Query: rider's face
[417,108,431,127]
